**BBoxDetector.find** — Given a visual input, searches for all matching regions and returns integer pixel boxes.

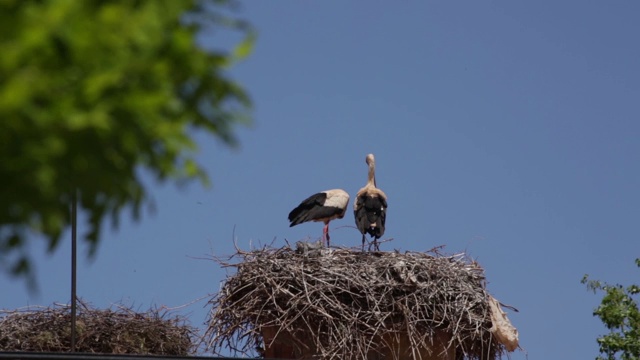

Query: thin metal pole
[70,189,78,352]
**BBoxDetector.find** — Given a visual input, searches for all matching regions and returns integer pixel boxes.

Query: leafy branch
[582,259,640,360]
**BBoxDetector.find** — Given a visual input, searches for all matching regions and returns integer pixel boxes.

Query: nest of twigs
[205,244,514,359]
[0,302,196,355]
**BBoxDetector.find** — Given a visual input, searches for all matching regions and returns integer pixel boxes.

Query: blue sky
[3,2,640,359]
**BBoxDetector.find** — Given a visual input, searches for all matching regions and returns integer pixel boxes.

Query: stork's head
[366,153,375,165]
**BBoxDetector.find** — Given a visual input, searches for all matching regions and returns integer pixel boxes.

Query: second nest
[206,244,517,360]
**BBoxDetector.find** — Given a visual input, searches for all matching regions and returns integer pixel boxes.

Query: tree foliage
[0,0,254,283]
[582,259,640,360]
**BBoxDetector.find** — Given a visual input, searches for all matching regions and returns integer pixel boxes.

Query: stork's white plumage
[354,154,387,251]
[288,189,350,247]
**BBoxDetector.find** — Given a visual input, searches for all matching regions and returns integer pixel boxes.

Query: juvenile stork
[288,189,350,247]
[354,154,387,251]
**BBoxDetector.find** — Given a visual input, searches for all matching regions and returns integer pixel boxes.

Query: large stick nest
[0,302,196,355]
[205,244,510,359]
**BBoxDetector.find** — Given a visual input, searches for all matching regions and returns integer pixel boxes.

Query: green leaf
[232,30,256,62]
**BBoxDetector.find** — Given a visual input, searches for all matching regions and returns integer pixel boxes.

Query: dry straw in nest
[0,301,196,355]
[205,244,518,360]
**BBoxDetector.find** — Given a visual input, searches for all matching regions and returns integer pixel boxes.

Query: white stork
[354,154,387,251]
[288,189,350,247]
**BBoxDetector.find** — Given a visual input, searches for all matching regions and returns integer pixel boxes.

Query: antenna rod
[70,189,78,352]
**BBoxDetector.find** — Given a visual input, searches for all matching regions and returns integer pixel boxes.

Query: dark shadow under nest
[205,244,519,360]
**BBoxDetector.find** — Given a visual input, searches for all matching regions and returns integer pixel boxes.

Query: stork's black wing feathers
[354,195,386,239]
[289,192,326,225]
[288,192,344,227]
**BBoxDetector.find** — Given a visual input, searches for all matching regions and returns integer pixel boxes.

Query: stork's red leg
[323,223,330,247]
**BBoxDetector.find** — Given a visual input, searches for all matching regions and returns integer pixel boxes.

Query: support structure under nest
[205,244,519,360]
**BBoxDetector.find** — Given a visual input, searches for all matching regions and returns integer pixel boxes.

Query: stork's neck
[367,162,377,188]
